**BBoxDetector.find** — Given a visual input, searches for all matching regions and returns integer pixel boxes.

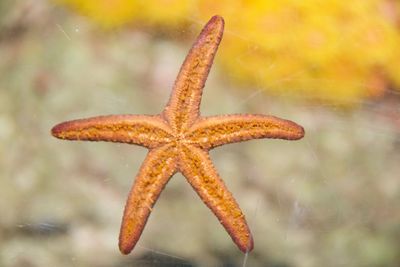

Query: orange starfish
[51,15,305,254]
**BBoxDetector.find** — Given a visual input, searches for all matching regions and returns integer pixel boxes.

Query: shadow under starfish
[51,15,305,254]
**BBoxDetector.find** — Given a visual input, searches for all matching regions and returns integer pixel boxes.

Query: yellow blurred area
[55,0,193,27]
[55,0,400,105]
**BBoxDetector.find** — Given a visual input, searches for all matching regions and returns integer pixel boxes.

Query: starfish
[51,15,305,254]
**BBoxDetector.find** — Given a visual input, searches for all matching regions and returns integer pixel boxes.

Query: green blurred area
[0,1,400,267]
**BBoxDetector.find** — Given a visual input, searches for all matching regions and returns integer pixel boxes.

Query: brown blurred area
[0,1,400,266]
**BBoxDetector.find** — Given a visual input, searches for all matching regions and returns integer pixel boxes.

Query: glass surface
[0,1,399,266]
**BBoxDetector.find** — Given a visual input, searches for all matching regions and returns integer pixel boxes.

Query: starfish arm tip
[118,239,134,255]
[239,235,254,253]
[210,15,224,25]
[118,216,144,255]
[293,124,305,140]
[205,15,224,36]
[300,125,305,137]
[223,216,254,253]
[119,246,130,255]
[50,122,66,139]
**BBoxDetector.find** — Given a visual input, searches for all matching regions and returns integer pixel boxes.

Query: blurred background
[1,0,400,266]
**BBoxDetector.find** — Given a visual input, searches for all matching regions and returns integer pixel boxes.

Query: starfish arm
[178,144,253,252]
[163,15,224,133]
[51,115,173,148]
[187,114,305,149]
[119,144,178,254]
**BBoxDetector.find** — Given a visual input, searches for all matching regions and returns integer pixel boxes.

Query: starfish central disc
[51,15,305,255]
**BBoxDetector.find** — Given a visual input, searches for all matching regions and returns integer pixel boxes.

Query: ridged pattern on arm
[178,144,253,252]
[119,144,178,254]
[51,115,173,148]
[163,16,224,134]
[187,114,305,149]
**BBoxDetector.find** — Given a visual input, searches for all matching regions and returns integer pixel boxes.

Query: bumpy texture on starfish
[51,15,305,254]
